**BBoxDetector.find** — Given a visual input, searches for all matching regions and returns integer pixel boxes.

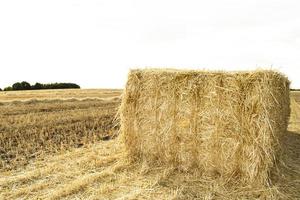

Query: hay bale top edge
[127,68,290,86]
[129,68,288,77]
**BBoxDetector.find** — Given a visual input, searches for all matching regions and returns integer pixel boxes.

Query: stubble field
[0,89,122,170]
[0,89,299,199]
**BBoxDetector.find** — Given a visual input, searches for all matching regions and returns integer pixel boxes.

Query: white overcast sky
[0,0,300,89]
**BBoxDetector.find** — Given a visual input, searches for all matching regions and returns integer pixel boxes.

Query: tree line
[0,81,80,91]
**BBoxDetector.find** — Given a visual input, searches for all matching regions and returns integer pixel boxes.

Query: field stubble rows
[0,89,122,170]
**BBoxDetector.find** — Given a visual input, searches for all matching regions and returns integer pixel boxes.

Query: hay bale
[120,69,290,187]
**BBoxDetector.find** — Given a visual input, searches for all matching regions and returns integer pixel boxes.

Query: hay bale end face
[120,69,290,186]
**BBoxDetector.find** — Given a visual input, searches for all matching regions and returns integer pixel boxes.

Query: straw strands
[120,69,290,189]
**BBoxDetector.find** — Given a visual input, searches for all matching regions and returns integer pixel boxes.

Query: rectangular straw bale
[120,69,290,186]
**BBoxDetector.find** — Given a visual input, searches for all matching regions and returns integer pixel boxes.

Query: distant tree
[12,81,31,90]
[32,82,43,90]
[12,82,22,90]
[0,88,2,91]
[20,81,31,90]
[4,86,13,91]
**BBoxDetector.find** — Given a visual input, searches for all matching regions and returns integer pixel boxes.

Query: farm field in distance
[0,88,122,102]
[0,89,299,199]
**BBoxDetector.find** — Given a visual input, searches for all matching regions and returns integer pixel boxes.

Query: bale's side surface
[120,69,290,187]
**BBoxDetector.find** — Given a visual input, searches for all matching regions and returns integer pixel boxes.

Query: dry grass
[0,89,299,199]
[0,89,122,170]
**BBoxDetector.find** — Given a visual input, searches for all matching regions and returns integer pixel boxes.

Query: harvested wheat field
[0,75,299,200]
[0,89,122,170]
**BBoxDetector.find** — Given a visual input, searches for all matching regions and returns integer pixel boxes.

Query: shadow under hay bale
[120,69,290,192]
